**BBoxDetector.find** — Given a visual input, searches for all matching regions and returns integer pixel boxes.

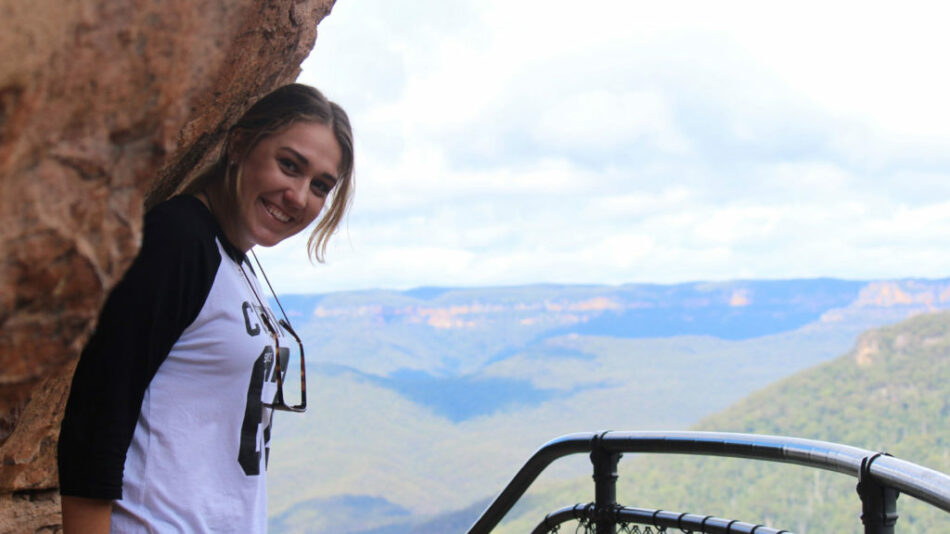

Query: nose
[285,178,309,209]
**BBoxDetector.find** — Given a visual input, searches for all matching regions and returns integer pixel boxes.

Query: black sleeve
[58,198,221,499]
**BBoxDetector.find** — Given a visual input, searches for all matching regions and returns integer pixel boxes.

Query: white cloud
[588,187,692,218]
[532,89,689,155]
[276,0,950,293]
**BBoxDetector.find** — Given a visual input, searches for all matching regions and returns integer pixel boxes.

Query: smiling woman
[187,83,354,261]
[57,84,355,533]
[215,120,342,251]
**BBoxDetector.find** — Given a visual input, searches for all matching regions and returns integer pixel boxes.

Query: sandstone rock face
[0,0,336,530]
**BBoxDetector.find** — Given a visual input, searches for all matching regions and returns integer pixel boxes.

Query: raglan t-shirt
[58,195,288,533]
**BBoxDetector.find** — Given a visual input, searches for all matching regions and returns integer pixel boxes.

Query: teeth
[264,201,292,223]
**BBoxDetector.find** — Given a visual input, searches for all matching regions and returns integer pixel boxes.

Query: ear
[227,130,252,163]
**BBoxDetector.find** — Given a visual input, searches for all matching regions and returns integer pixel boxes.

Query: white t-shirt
[59,195,288,533]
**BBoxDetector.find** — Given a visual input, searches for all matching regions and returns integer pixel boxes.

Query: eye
[310,179,332,197]
[278,157,300,174]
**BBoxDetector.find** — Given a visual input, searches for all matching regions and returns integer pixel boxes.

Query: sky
[256,0,950,295]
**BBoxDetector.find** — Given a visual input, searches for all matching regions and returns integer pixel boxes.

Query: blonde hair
[184,84,354,262]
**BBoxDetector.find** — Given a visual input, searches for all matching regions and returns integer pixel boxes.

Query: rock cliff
[0,1,336,530]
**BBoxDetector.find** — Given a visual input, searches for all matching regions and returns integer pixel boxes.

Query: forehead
[259,121,342,172]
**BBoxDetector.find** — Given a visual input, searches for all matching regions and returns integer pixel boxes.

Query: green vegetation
[266,280,950,532]
[492,311,950,533]
[267,325,863,531]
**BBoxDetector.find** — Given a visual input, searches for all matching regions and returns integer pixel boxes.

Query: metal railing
[466,431,950,534]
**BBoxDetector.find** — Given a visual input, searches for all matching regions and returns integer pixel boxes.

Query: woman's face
[228,121,342,251]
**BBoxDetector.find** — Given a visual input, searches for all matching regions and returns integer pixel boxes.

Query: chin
[254,231,297,248]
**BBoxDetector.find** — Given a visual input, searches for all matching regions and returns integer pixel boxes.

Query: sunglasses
[239,251,307,413]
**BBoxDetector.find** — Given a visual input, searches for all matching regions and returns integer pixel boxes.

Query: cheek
[304,198,327,224]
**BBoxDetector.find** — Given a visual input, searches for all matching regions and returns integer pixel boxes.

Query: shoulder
[145,195,218,245]
[144,195,246,265]
[131,196,226,284]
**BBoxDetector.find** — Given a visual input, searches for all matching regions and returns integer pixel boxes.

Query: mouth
[261,199,293,224]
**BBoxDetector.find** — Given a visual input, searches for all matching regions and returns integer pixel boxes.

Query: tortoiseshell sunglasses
[239,250,307,413]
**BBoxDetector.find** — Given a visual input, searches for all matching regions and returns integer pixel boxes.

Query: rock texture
[0,0,336,531]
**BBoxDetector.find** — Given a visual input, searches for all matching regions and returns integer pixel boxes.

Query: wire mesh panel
[531,504,791,534]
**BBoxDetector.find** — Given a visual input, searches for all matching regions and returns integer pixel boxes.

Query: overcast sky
[256,0,950,295]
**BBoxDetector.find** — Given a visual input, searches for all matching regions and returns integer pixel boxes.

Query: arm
[61,496,112,534]
[58,197,220,503]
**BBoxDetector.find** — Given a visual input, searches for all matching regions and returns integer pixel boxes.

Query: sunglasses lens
[276,339,304,409]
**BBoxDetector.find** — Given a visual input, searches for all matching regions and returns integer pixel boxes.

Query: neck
[201,182,252,253]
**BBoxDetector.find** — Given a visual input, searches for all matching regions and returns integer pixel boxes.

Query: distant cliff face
[0,0,335,530]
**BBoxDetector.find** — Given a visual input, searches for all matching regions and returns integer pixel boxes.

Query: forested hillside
[266,279,950,533]
[490,311,950,533]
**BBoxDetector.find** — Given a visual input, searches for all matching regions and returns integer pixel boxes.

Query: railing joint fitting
[857,451,900,532]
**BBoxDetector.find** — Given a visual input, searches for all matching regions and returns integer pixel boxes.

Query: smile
[262,200,293,223]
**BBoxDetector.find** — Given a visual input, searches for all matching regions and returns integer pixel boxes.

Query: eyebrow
[281,146,339,184]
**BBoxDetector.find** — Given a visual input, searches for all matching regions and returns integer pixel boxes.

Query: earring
[229,159,236,166]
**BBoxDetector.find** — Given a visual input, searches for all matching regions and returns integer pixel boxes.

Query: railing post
[857,453,900,534]
[590,432,622,534]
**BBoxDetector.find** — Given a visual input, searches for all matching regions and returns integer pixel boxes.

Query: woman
[58,83,354,533]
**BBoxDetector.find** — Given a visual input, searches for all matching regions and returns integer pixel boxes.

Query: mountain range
[264,278,950,533]
[487,310,950,533]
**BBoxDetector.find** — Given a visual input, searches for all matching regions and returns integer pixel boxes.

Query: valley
[266,278,950,532]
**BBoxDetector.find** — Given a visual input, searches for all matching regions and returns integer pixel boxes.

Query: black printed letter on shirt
[237,345,290,475]
[238,348,269,476]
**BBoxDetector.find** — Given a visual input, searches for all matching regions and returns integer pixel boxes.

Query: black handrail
[466,431,950,534]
